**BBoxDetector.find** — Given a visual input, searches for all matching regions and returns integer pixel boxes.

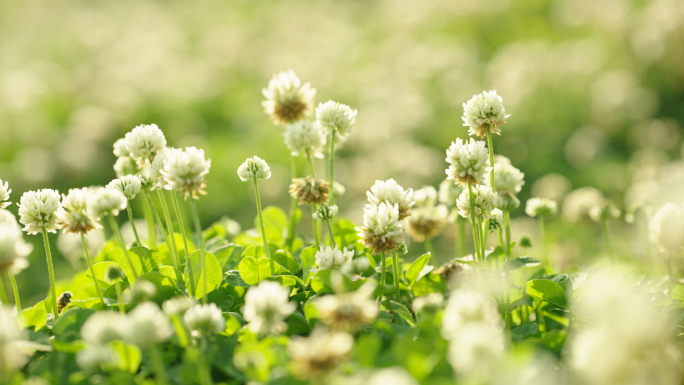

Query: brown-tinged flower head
[288,328,353,380]
[315,283,378,332]
[407,205,448,242]
[289,176,329,205]
[60,188,102,235]
[262,70,316,125]
[366,179,414,220]
[355,202,406,255]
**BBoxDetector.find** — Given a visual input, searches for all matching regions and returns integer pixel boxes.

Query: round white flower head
[562,187,603,222]
[18,189,65,234]
[447,324,505,381]
[413,186,438,208]
[441,289,501,339]
[493,161,525,196]
[356,202,407,255]
[650,203,684,252]
[124,280,157,303]
[0,222,31,274]
[161,147,211,199]
[0,305,28,370]
[341,256,371,278]
[412,293,445,314]
[162,296,194,317]
[149,147,181,189]
[445,138,492,186]
[366,179,414,220]
[438,179,463,207]
[316,283,378,331]
[368,367,420,385]
[243,280,296,336]
[462,90,511,138]
[237,156,271,182]
[525,198,558,218]
[126,302,173,348]
[80,311,128,345]
[113,156,138,178]
[456,185,496,219]
[262,69,316,125]
[124,124,167,166]
[488,208,504,233]
[60,188,102,235]
[283,120,326,158]
[76,345,116,373]
[312,204,338,222]
[407,205,448,242]
[87,187,127,219]
[313,246,353,271]
[113,138,130,158]
[107,175,142,200]
[288,328,354,380]
[136,169,155,190]
[0,179,11,208]
[0,209,16,225]
[589,200,621,222]
[184,303,225,337]
[316,100,358,136]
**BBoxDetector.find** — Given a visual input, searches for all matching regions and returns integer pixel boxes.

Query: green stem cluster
[189,199,207,304]
[42,228,59,317]
[107,215,140,279]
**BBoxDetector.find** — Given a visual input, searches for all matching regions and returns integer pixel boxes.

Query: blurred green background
[1,0,683,304]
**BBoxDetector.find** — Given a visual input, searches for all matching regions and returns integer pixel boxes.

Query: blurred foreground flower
[243,280,296,336]
[262,70,316,125]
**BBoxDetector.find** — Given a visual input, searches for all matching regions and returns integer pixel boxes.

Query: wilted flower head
[650,203,684,252]
[113,138,130,158]
[413,186,438,208]
[312,204,338,222]
[589,200,621,222]
[0,179,11,208]
[161,147,211,199]
[262,69,316,125]
[283,120,326,158]
[80,311,128,345]
[316,284,379,331]
[563,187,603,222]
[113,156,138,178]
[126,302,173,348]
[493,161,525,196]
[18,189,65,234]
[407,205,448,242]
[288,328,353,380]
[446,138,491,186]
[184,303,225,337]
[441,289,501,339]
[60,188,102,234]
[237,156,271,182]
[356,202,407,255]
[124,124,167,166]
[525,198,558,218]
[438,179,463,207]
[243,281,296,335]
[412,293,445,314]
[456,185,496,219]
[366,179,414,220]
[107,175,142,200]
[0,221,31,274]
[124,280,157,303]
[462,90,510,138]
[314,246,353,272]
[87,187,127,219]
[104,265,124,283]
[316,101,358,137]
[289,176,329,205]
[162,296,194,317]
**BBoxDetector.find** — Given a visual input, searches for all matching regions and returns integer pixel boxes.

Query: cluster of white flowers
[316,100,358,137]
[340,256,371,279]
[366,179,414,220]
[237,156,271,182]
[113,138,130,158]
[243,280,296,335]
[262,70,316,125]
[113,156,138,178]
[313,246,354,272]
[316,283,379,331]
[461,90,510,138]
[184,303,225,337]
[0,210,32,274]
[124,124,167,167]
[107,175,142,200]
[161,146,212,199]
[488,208,504,233]
[60,188,102,234]
[312,204,338,222]
[525,197,558,218]
[283,120,326,158]
[124,280,157,303]
[650,203,684,252]
[18,189,65,234]
[456,185,496,219]
[356,202,407,255]
[87,187,127,219]
[407,204,449,242]
[0,179,11,208]
[445,138,492,186]
[80,312,128,345]
[288,328,354,380]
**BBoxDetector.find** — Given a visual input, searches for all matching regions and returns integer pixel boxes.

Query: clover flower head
[313,246,353,272]
[60,188,102,234]
[462,90,510,138]
[0,209,17,225]
[76,345,116,373]
[288,328,354,380]
[447,323,505,380]
[126,302,173,348]
[149,147,180,189]
[456,185,496,219]
[238,156,271,182]
[368,367,420,385]
[289,177,329,205]
[161,147,211,199]
[107,175,142,200]
[18,189,65,235]
[446,138,492,186]
[562,187,603,222]
[341,257,371,278]
[243,281,296,336]
[366,179,414,220]
[113,138,130,158]
[315,100,358,136]
[315,284,378,331]
[184,303,225,337]
[283,120,326,158]
[441,289,502,339]
[413,186,438,208]
[356,202,407,255]
[113,156,138,178]
[407,205,448,242]
[124,124,167,166]
[0,222,31,274]
[312,204,338,222]
[589,200,621,222]
[650,203,684,252]
[493,161,525,196]
[0,179,11,208]
[87,187,127,219]
[136,169,155,190]
[80,311,128,345]
[262,69,316,125]
[162,296,194,317]
[525,197,558,218]
[488,208,504,233]
[105,265,124,283]
[124,280,157,303]
[493,194,520,212]
[412,293,445,314]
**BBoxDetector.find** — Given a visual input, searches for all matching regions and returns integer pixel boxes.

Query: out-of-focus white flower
[413,186,438,208]
[493,161,525,196]
[126,302,173,348]
[650,203,684,252]
[563,187,603,222]
[0,222,31,274]
[262,69,316,125]
[488,208,505,233]
[462,90,511,138]
[0,179,11,208]
[356,202,407,255]
[589,200,621,222]
[407,205,448,242]
[237,156,271,182]
[412,293,445,314]
[113,138,130,158]
[107,175,142,200]
[162,296,194,317]
[313,246,353,272]
[0,209,15,225]
[316,100,358,136]
[80,311,128,345]
[161,147,211,200]
[75,345,116,373]
[243,281,296,335]
[184,303,225,337]
[525,198,558,218]
[288,328,354,380]
[18,189,65,234]
[446,138,492,186]
[316,283,378,331]
[441,289,501,339]
[283,120,326,158]
[366,179,414,220]
[87,187,127,219]
[340,257,371,278]
[124,124,167,166]
[367,367,419,385]
[290,177,329,205]
[439,179,463,207]
[448,323,505,381]
[124,280,157,303]
[456,185,496,219]
[312,204,338,222]
[0,305,28,370]
[113,156,138,178]
[60,188,102,235]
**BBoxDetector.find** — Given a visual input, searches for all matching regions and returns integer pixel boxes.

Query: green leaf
[266,275,303,288]
[508,256,541,270]
[118,247,160,282]
[333,218,361,248]
[184,250,223,298]
[206,286,235,311]
[300,246,317,284]
[225,270,250,287]
[53,309,95,343]
[286,311,310,335]
[86,261,118,291]
[411,272,447,297]
[511,323,539,341]
[214,244,244,273]
[272,250,301,275]
[137,271,182,304]
[238,256,289,285]
[223,314,245,336]
[158,233,196,266]
[525,279,568,309]
[386,300,415,327]
[405,253,431,286]
[310,270,356,294]
[623,269,646,286]
[20,301,48,330]
[256,206,288,245]
[671,287,684,302]
[109,341,141,373]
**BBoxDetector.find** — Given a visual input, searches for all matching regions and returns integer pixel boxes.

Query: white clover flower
[0,305,28,371]
[262,69,316,125]
[75,345,116,373]
[441,289,502,339]
[126,302,173,348]
[407,205,448,242]
[493,161,525,196]
[87,187,127,219]
[80,311,128,345]
[0,179,11,208]
[161,147,211,199]
[412,293,445,314]
[124,280,157,303]
[562,187,603,222]
[650,203,684,252]
[366,179,414,220]
[18,189,65,235]
[413,186,438,208]
[137,169,155,190]
[525,198,558,218]
[368,367,420,385]
[124,124,167,166]
[237,156,271,182]
[283,120,326,158]
[316,100,358,136]
[447,324,505,381]
[60,188,102,235]
[589,200,621,222]
[340,257,371,278]
[184,303,225,337]
[312,204,338,222]
[113,138,130,158]
[456,185,496,219]
[113,156,138,178]
[288,328,354,379]
[356,202,407,255]
[462,90,510,138]
[316,284,379,331]
[107,175,142,200]
[446,138,492,186]
[313,246,353,272]
[438,179,463,207]
[488,208,505,233]
[162,296,194,317]
[243,281,296,336]
[149,147,181,189]
[0,222,31,274]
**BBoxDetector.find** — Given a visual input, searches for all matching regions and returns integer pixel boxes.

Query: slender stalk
[286,155,299,251]
[424,238,433,254]
[307,150,322,246]
[602,219,615,262]
[480,216,488,260]
[487,132,495,187]
[326,220,336,247]
[171,191,194,297]
[198,336,214,385]
[42,228,59,317]
[189,199,207,304]
[145,191,175,267]
[312,204,320,247]
[467,183,481,261]
[328,130,336,206]
[141,190,157,250]
[149,344,169,385]
[539,217,548,265]
[126,201,142,247]
[392,252,401,301]
[82,234,106,309]
[0,276,9,304]
[503,210,512,260]
[379,252,386,300]
[8,273,21,311]
[498,228,504,250]
[252,179,272,260]
[115,281,125,313]
[157,190,181,269]
[456,220,466,258]
[108,215,140,278]
[667,250,674,293]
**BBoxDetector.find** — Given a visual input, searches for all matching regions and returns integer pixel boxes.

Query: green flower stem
[307,150,322,246]
[456,219,466,258]
[157,190,181,269]
[467,183,481,261]
[198,336,214,385]
[503,210,512,260]
[0,275,9,304]
[252,179,272,260]
[424,238,433,254]
[81,234,106,309]
[107,215,141,278]
[539,217,549,265]
[480,216,488,260]
[8,272,21,311]
[286,155,299,252]
[379,252,386,300]
[189,198,207,305]
[487,132,495,187]
[326,220,336,247]
[328,130,336,206]
[312,204,320,247]
[602,219,615,262]
[144,191,174,267]
[41,228,59,318]
[171,191,195,297]
[141,190,157,250]
[149,343,169,385]
[115,281,125,313]
[498,228,504,250]
[126,201,142,247]
[392,252,401,301]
